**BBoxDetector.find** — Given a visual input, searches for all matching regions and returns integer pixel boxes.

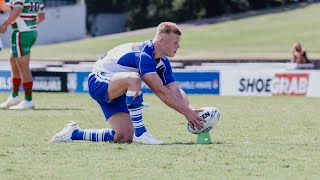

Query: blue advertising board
[68,72,90,93]
[68,71,220,94]
[142,72,220,94]
[1,70,220,95]
[0,70,69,92]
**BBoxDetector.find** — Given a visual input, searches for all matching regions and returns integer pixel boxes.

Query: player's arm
[0,6,21,33]
[37,12,45,24]
[1,6,22,27]
[165,82,193,109]
[143,73,205,130]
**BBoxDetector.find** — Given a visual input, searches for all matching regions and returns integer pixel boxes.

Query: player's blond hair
[156,22,182,37]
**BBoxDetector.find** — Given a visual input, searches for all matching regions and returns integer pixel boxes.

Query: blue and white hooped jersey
[92,40,175,85]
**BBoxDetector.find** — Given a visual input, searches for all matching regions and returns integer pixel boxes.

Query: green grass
[0,93,319,179]
[1,4,320,61]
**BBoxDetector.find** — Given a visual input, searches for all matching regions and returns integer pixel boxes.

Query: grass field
[0,3,320,61]
[0,93,319,179]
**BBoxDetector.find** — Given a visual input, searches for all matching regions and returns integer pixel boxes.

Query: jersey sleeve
[12,0,24,8]
[138,52,157,76]
[158,57,175,85]
[39,0,45,13]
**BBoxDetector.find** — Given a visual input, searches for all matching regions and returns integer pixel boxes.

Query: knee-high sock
[23,82,33,101]
[12,78,21,97]
[71,129,115,142]
[126,91,146,137]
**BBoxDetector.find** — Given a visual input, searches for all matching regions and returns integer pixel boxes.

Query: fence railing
[44,0,77,7]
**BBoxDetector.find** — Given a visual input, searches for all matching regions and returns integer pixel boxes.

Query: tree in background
[86,0,308,32]
[85,0,126,36]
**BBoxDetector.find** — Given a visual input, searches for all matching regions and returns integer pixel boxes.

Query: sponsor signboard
[305,71,320,97]
[221,70,320,97]
[0,71,68,92]
[66,72,220,94]
[142,72,220,94]
[32,72,68,92]
[272,73,309,96]
[68,72,90,93]
[2,69,319,97]
[221,71,274,96]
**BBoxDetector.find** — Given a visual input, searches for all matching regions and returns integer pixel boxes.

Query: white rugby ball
[187,107,220,134]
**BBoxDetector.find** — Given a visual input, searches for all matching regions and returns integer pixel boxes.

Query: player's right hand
[185,109,206,130]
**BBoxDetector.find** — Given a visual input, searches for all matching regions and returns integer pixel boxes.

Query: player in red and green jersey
[0,0,45,109]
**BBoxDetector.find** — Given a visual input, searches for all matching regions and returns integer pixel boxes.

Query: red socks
[23,82,33,101]
[12,78,21,97]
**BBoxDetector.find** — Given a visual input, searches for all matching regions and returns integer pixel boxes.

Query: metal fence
[44,0,77,7]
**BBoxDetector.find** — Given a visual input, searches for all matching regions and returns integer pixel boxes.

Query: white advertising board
[306,71,320,97]
[221,70,320,97]
[220,71,274,96]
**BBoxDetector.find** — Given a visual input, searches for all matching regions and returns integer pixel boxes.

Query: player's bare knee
[113,133,124,142]
[122,133,133,143]
[126,129,134,141]
[114,132,133,143]
[127,72,141,88]
[121,128,133,142]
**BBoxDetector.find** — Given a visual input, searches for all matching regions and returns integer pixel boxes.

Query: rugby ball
[187,107,220,134]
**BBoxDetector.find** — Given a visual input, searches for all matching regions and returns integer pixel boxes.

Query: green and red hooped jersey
[9,0,44,32]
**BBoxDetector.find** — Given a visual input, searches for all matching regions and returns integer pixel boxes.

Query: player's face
[162,33,181,57]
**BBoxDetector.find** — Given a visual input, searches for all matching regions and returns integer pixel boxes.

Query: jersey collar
[148,40,156,60]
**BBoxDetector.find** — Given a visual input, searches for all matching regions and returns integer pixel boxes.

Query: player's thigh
[11,31,37,58]
[11,32,33,72]
[108,72,141,100]
[108,112,133,142]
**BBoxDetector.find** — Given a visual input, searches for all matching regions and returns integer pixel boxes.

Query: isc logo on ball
[201,112,210,119]
[187,107,220,134]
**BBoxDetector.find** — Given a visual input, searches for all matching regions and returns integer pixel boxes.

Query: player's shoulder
[11,0,23,4]
[109,43,135,54]
[139,40,154,55]
[130,40,148,51]
[134,40,154,58]
[12,0,44,4]
[111,41,148,52]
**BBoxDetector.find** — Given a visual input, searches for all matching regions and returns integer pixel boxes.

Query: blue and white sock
[71,129,115,142]
[126,91,147,137]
